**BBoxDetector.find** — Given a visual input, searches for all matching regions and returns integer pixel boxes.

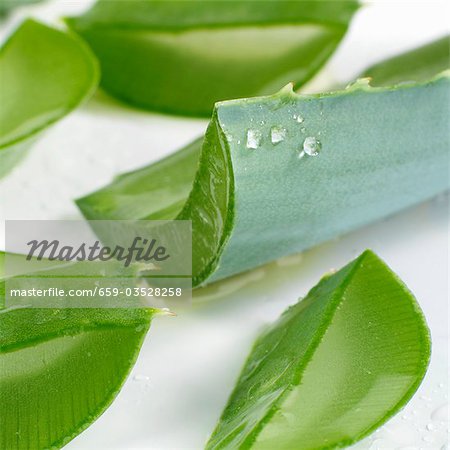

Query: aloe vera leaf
[0,254,156,450]
[205,250,431,449]
[77,65,450,287]
[363,35,450,86]
[0,19,99,179]
[65,0,358,117]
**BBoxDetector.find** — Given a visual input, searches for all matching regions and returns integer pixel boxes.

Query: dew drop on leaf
[303,136,321,156]
[270,126,286,145]
[246,129,262,149]
[293,114,304,123]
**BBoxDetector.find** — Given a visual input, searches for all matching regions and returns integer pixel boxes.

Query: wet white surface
[0,1,448,449]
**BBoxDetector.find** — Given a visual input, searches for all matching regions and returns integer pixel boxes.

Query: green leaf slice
[76,40,450,288]
[65,0,358,116]
[0,253,156,450]
[206,250,431,449]
[0,19,99,178]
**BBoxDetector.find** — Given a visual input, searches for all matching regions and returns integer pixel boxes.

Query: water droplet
[426,423,435,431]
[270,126,286,145]
[298,151,305,159]
[302,136,321,156]
[296,115,304,123]
[431,403,448,421]
[300,127,306,133]
[246,129,262,149]
[133,374,150,382]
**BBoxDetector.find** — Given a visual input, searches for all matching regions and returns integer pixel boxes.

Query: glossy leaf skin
[363,36,449,86]
[66,0,358,117]
[77,69,450,287]
[0,255,156,450]
[206,250,431,450]
[0,19,99,178]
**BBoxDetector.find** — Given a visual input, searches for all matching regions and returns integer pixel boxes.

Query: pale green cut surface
[0,252,156,450]
[206,250,431,449]
[66,0,358,116]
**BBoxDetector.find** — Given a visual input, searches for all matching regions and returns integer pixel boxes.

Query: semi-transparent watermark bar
[4,220,192,308]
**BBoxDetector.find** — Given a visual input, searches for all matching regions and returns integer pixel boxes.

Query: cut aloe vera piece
[206,250,431,449]
[0,252,157,450]
[77,56,449,287]
[0,19,99,178]
[65,0,358,116]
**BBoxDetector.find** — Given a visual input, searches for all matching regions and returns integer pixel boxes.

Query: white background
[0,1,448,449]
